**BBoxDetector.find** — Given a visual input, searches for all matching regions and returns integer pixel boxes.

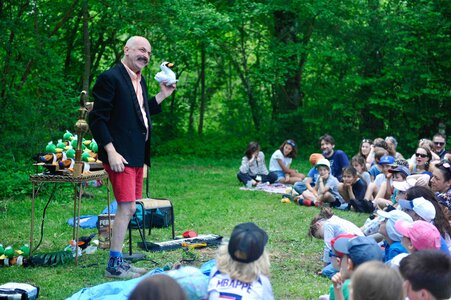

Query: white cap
[315,158,331,170]
[398,197,436,222]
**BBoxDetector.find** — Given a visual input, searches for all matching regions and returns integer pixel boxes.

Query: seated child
[269,139,305,184]
[338,166,367,208]
[389,219,442,269]
[308,208,363,279]
[350,261,404,300]
[373,165,410,210]
[376,210,413,262]
[326,236,384,300]
[207,222,274,299]
[237,141,277,187]
[367,149,389,180]
[293,153,324,196]
[351,155,371,186]
[399,250,451,300]
[364,155,395,205]
[303,159,345,208]
[129,274,187,300]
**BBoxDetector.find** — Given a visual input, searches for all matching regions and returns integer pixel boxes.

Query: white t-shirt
[208,266,274,300]
[269,149,292,172]
[322,216,364,263]
[374,173,388,188]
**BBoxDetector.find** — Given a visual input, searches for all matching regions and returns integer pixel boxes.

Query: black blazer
[88,63,162,167]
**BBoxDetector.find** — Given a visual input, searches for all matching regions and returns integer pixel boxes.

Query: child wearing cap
[307,159,346,208]
[398,196,451,256]
[377,210,413,262]
[399,250,451,300]
[373,165,410,210]
[207,222,274,300]
[350,261,404,300]
[308,208,363,279]
[293,153,324,197]
[268,139,305,184]
[405,186,451,253]
[367,148,389,180]
[326,236,384,300]
[364,155,395,202]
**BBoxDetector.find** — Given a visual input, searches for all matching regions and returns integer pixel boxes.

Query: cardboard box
[97,214,115,249]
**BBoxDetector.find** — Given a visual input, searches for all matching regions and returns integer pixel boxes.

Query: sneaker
[121,260,147,275]
[105,264,141,279]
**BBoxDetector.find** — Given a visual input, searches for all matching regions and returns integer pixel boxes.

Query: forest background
[0,0,450,198]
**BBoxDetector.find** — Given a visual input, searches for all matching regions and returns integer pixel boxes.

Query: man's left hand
[155,82,176,103]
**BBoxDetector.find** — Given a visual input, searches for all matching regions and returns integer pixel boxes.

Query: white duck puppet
[154,61,178,86]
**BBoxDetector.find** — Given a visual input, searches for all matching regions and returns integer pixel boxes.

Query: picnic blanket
[239,182,290,194]
[67,260,215,300]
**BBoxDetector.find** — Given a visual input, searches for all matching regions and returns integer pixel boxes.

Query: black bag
[0,283,39,300]
[349,199,374,213]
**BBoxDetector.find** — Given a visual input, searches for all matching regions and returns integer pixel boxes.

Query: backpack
[130,206,172,229]
[349,199,375,213]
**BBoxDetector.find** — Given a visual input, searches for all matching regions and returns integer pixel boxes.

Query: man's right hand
[104,143,128,172]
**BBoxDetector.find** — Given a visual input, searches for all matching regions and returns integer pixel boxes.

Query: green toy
[66,149,76,159]
[4,246,14,258]
[20,245,30,257]
[63,130,73,141]
[45,141,56,154]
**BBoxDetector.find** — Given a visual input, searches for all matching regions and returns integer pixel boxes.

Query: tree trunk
[198,45,206,135]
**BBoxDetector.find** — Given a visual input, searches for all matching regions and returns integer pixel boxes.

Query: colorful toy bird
[154,62,178,86]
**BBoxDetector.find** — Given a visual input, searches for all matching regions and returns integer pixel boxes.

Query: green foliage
[0,159,34,199]
[0,0,450,177]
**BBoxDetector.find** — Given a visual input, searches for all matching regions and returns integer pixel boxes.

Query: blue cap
[379,155,395,165]
[388,165,410,177]
[333,236,384,267]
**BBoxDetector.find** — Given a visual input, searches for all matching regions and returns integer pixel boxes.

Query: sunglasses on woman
[415,153,428,158]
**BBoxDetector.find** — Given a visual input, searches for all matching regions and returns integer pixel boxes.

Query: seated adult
[430,160,451,218]
[237,141,277,187]
[319,134,349,182]
[432,133,447,159]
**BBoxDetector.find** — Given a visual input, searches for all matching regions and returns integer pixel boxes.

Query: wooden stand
[29,170,110,265]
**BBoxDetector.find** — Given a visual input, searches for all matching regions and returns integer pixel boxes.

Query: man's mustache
[137,56,148,64]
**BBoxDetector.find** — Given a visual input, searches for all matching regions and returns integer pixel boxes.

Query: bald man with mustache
[89,36,176,279]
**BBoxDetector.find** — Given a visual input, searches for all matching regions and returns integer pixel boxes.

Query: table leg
[29,183,36,258]
[74,183,83,265]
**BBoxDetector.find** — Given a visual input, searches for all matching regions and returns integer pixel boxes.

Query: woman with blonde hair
[207,222,274,299]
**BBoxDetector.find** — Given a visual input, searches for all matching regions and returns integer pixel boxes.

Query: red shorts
[103,164,143,202]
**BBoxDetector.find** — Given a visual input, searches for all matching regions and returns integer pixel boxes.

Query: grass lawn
[0,156,368,299]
